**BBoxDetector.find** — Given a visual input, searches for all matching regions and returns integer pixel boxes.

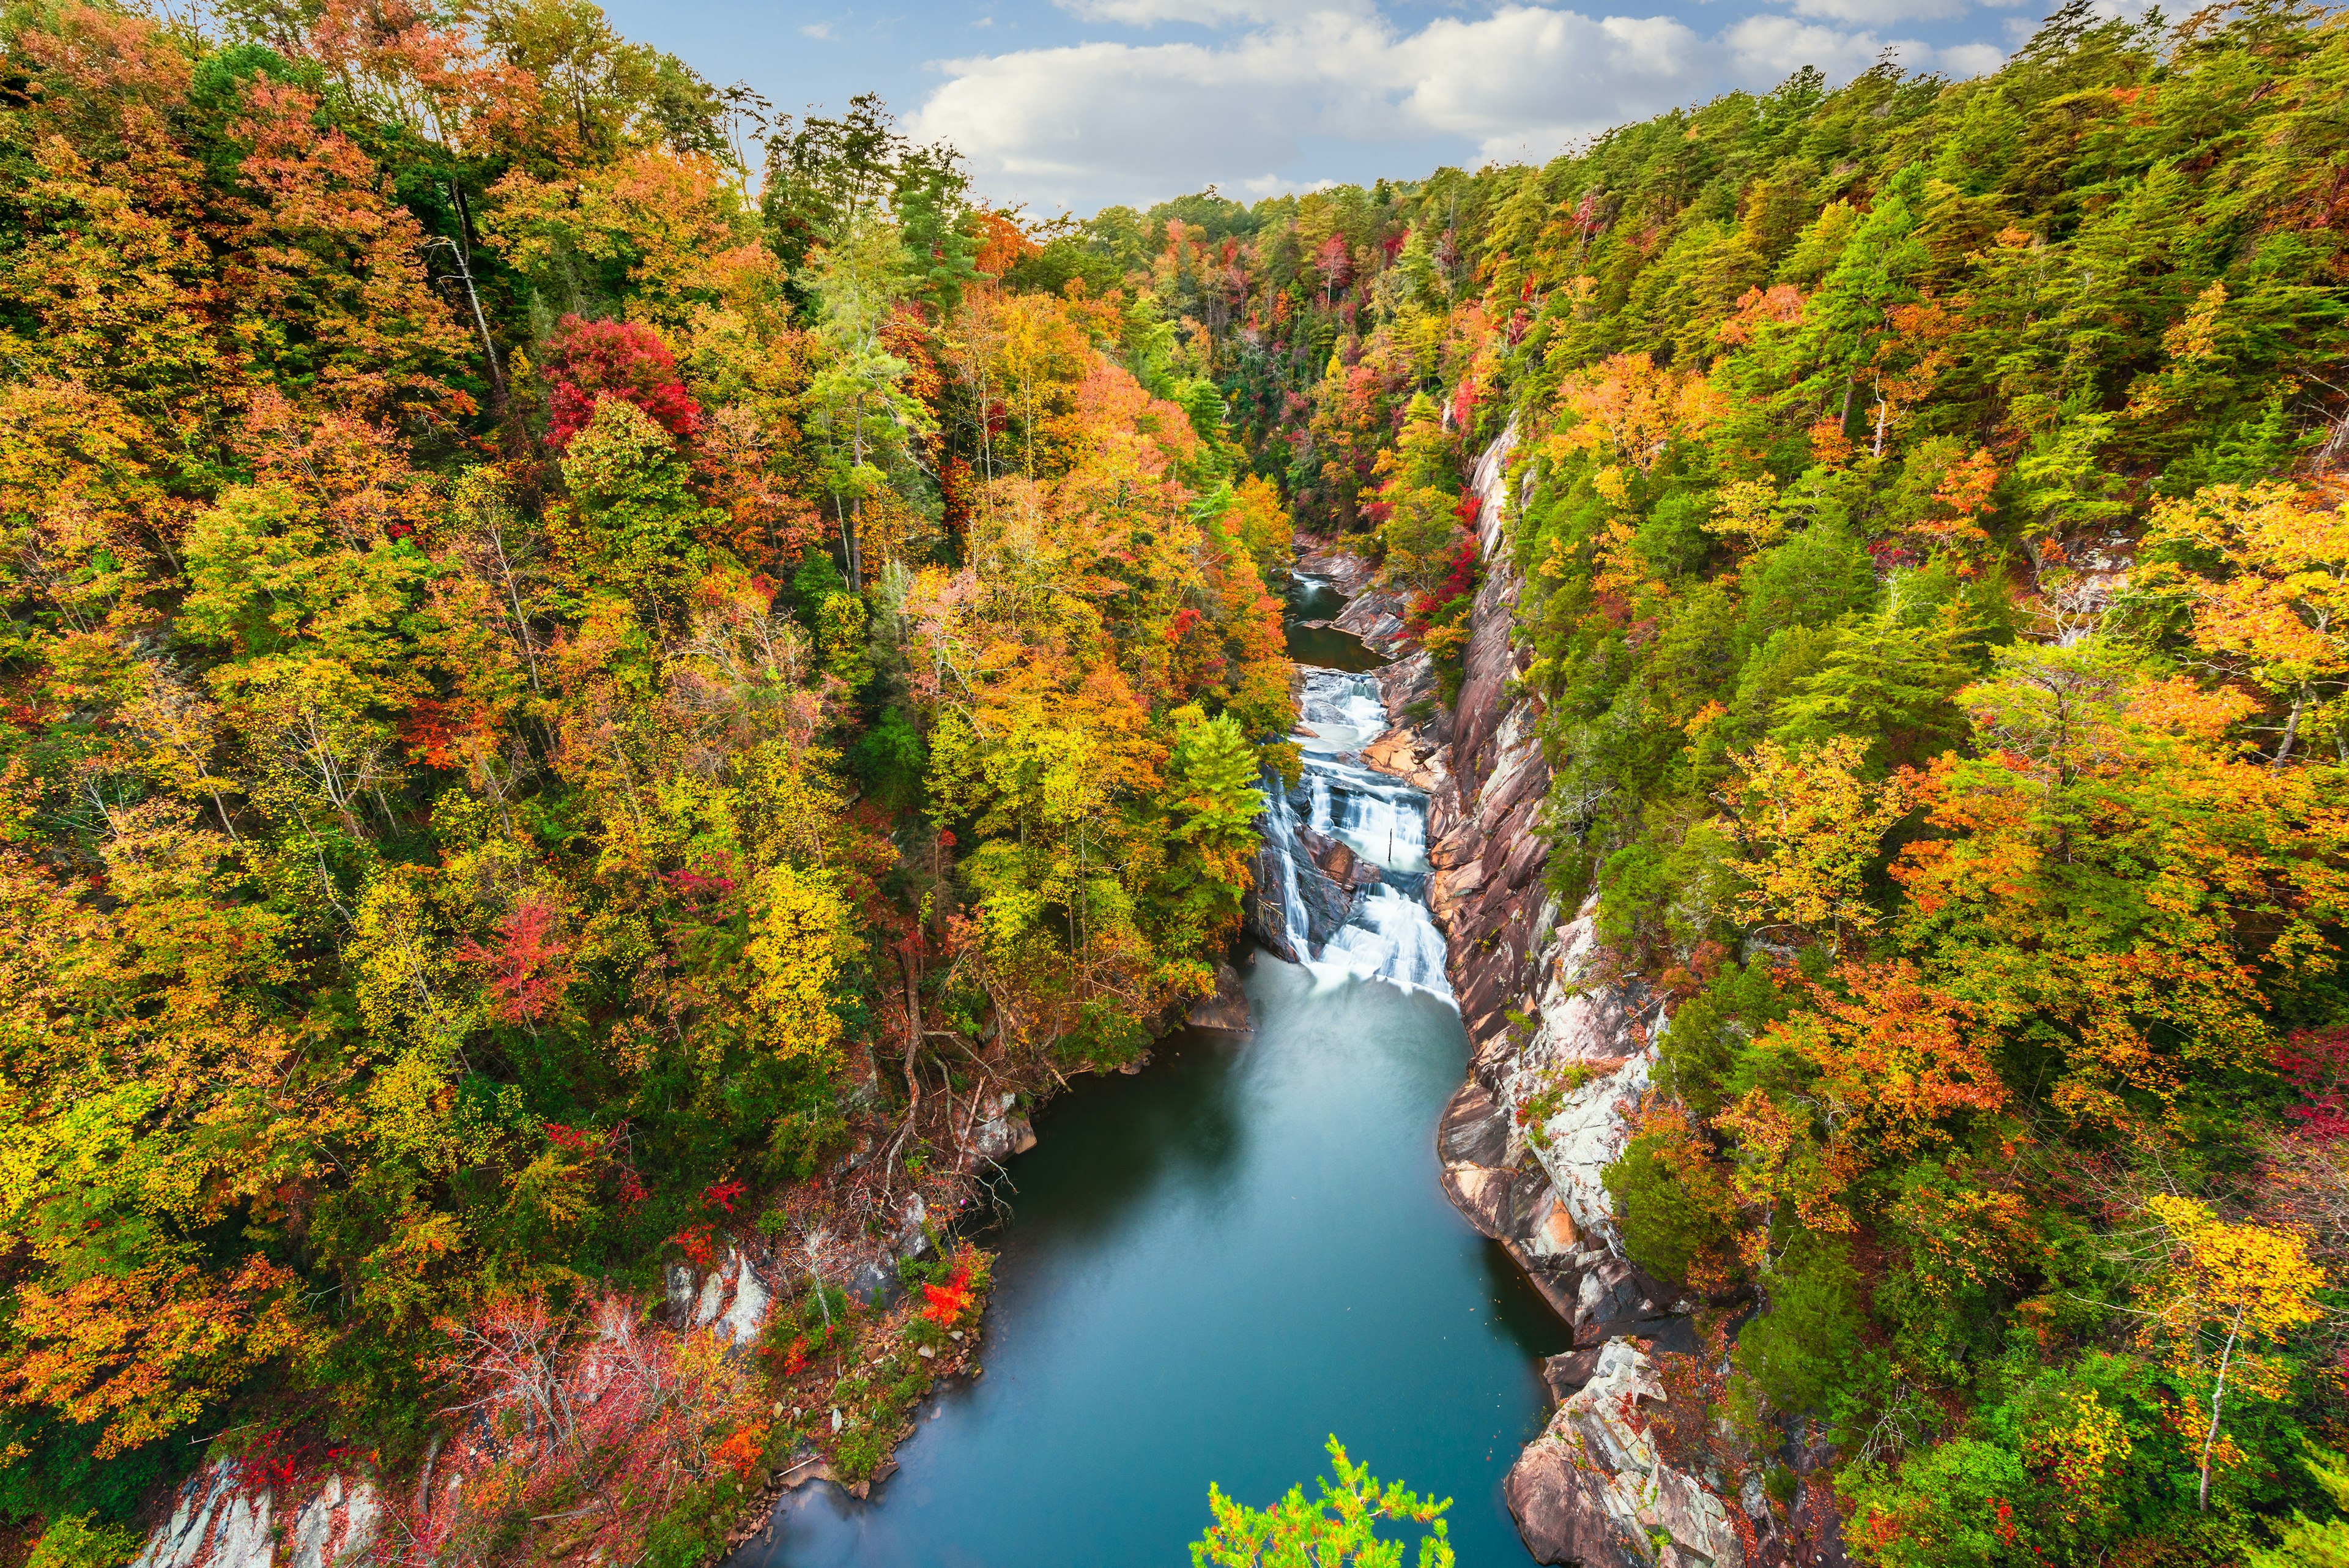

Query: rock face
[1508,1342,1746,1568]
[1419,420,1557,1060]
[1187,960,1254,1032]
[1338,420,1826,1567]
[967,1089,1040,1162]
[665,1243,779,1343]
[1295,540,1411,657]
[1373,421,1690,1341]
[131,1463,380,1568]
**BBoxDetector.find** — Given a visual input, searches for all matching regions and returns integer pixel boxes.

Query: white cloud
[1783,0,1972,23]
[801,20,834,39]
[911,12,1401,206]
[1053,0,1366,24]
[1939,40,2006,75]
[1721,13,1889,78]
[913,2,2008,212]
[1724,14,2003,85]
[1401,9,1705,159]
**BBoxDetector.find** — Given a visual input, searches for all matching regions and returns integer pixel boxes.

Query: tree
[541,314,699,449]
[801,210,932,585]
[2140,480,2349,766]
[1192,1438,1455,1568]
[1715,735,1912,956]
[2132,1197,2326,1512]
[555,395,712,619]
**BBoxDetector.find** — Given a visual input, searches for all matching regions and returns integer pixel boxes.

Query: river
[733,585,1561,1566]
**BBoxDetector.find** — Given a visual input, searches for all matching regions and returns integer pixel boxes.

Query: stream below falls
[732,599,1562,1566]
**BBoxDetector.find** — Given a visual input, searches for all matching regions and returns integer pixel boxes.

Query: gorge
[725,494,1567,1566]
[21,9,2349,1566]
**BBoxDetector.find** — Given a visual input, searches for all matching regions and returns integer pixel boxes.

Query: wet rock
[1246,839,1304,962]
[1291,841,1367,947]
[1299,828,1381,890]
[1333,587,1411,653]
[1436,1077,1510,1169]
[1541,1348,1603,1403]
[1188,961,1253,1032]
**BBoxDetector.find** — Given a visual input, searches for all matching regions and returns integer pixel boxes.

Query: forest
[4,0,2349,1563]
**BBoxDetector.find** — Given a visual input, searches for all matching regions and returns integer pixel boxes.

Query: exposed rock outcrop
[1507,1341,1748,1568]
[1187,960,1254,1032]
[967,1089,1040,1162]
[667,1244,777,1342]
[130,1464,379,1568]
[1294,538,1409,658]
[1419,420,1557,1058]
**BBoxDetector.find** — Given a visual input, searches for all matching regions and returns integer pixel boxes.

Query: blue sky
[596,0,2071,216]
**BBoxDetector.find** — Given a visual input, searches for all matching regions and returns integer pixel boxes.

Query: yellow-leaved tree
[2135,1196,2327,1511]
[2140,480,2349,767]
[1715,735,1912,956]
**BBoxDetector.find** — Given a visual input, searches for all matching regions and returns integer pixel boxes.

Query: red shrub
[2276,1026,2349,1141]
[920,1266,974,1326]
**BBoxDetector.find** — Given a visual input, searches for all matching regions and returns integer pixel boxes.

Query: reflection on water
[735,957,1562,1568]
[1285,574,1386,674]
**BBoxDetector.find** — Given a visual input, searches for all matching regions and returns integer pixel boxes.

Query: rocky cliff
[1351,423,1844,1568]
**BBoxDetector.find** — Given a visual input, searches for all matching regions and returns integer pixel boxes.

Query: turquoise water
[737,956,1561,1566]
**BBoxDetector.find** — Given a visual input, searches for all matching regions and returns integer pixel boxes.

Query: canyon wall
[1365,423,1843,1568]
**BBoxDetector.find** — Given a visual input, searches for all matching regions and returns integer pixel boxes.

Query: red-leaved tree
[542,315,699,450]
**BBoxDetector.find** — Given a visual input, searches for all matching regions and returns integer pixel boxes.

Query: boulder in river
[1187,960,1253,1032]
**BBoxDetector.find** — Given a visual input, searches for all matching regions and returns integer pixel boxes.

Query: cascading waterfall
[1258,668,1453,1001]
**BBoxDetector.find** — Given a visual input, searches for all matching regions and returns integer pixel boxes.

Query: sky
[593,0,2061,217]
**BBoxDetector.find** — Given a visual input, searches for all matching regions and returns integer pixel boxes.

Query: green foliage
[1607,1121,1740,1284]
[1733,1238,1865,1419]
[0,0,1291,1526]
[2246,1448,2349,1568]
[1192,1436,1455,1568]
[24,1514,140,1568]
[637,1469,757,1568]
[1088,18,2349,1558]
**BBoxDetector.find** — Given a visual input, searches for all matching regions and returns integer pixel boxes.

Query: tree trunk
[444,182,508,409]
[2199,1311,2242,1511]
[2273,686,2307,771]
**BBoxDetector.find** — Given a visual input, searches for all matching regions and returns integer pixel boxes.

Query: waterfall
[1297,670,1387,754]
[1261,768,1315,962]
[1256,669,1453,1001]
[1320,887,1451,994]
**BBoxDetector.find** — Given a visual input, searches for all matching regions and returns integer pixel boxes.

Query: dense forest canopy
[4,0,2349,1563]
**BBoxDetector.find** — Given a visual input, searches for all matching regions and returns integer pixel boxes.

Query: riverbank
[730,957,1563,1566]
[117,984,1253,1568]
[710,569,1561,1563]
[129,477,1808,1568]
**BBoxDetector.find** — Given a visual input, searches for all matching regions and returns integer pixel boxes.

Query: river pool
[737,954,1562,1566]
